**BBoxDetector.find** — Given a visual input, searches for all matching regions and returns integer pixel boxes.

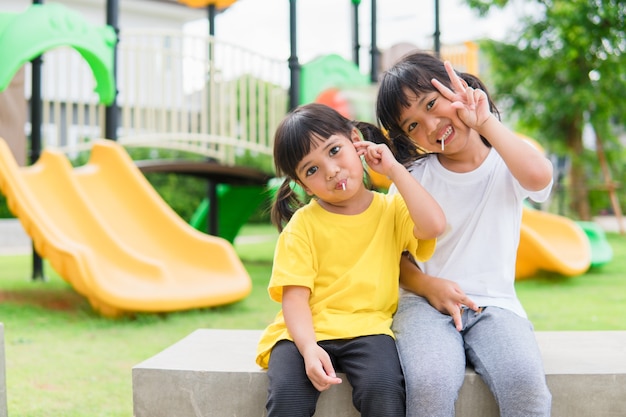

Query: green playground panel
[576,221,614,267]
[300,54,370,103]
[0,3,116,104]
[190,184,269,243]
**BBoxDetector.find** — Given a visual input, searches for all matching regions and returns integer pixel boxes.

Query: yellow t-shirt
[256,192,436,368]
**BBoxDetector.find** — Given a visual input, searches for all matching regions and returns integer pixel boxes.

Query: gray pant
[392,294,551,417]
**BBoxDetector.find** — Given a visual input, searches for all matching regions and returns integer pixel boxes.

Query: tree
[466,0,626,220]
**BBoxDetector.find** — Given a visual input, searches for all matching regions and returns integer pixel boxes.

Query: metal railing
[26,28,290,165]
[23,30,477,164]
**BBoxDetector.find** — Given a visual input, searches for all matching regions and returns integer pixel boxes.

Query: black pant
[266,335,405,417]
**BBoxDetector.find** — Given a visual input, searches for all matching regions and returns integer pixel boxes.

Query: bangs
[273,103,352,179]
[377,66,435,138]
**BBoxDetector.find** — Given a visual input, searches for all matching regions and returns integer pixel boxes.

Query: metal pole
[207,4,215,108]
[105,0,119,139]
[352,0,361,67]
[205,4,218,235]
[208,4,216,35]
[30,0,45,281]
[434,0,441,57]
[288,0,300,110]
[370,0,380,83]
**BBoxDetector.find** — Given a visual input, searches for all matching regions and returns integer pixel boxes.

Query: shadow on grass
[0,287,91,313]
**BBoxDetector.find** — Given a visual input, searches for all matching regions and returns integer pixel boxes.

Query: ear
[350,127,362,144]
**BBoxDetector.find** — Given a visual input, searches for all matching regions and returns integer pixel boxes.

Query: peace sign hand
[431,61,492,130]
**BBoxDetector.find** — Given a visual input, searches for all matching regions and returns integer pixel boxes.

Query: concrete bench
[132,329,626,417]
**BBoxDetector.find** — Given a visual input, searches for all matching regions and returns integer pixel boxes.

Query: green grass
[517,233,626,330]
[0,224,624,416]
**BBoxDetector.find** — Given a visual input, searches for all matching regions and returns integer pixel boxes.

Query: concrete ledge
[132,329,626,417]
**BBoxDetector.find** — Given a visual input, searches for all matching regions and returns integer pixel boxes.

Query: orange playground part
[516,207,591,279]
[177,0,238,8]
[0,138,251,317]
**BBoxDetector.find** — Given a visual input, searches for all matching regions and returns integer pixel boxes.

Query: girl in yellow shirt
[256,103,445,417]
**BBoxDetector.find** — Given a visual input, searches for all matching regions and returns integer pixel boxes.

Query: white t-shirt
[391,148,552,318]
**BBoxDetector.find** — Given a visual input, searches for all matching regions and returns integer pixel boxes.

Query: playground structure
[0,2,614,317]
[0,2,285,315]
[0,3,116,106]
[0,137,252,317]
[516,208,591,279]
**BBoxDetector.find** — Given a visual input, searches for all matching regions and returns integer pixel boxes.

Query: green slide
[576,221,614,267]
[189,184,269,243]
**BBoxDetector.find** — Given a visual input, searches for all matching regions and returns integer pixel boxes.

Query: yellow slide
[516,207,591,279]
[0,138,251,317]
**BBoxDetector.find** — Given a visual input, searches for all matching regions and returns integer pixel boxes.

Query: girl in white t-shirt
[376,52,554,417]
[256,103,445,417]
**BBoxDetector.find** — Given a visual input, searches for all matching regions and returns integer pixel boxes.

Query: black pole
[369,0,380,83]
[288,0,300,110]
[208,4,216,35]
[434,0,441,57]
[30,63,42,165]
[206,4,217,135]
[105,0,119,140]
[351,0,361,67]
[30,0,45,281]
[205,4,218,235]
[206,4,215,105]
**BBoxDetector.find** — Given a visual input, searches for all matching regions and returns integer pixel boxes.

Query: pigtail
[353,121,389,189]
[271,178,305,233]
[355,121,391,147]
[356,120,424,168]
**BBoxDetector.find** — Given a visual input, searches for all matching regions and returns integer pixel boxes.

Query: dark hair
[271,103,388,231]
[376,51,500,165]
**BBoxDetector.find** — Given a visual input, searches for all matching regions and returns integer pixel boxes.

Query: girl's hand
[423,276,479,331]
[353,140,399,178]
[400,256,479,332]
[431,61,492,130]
[302,344,342,391]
